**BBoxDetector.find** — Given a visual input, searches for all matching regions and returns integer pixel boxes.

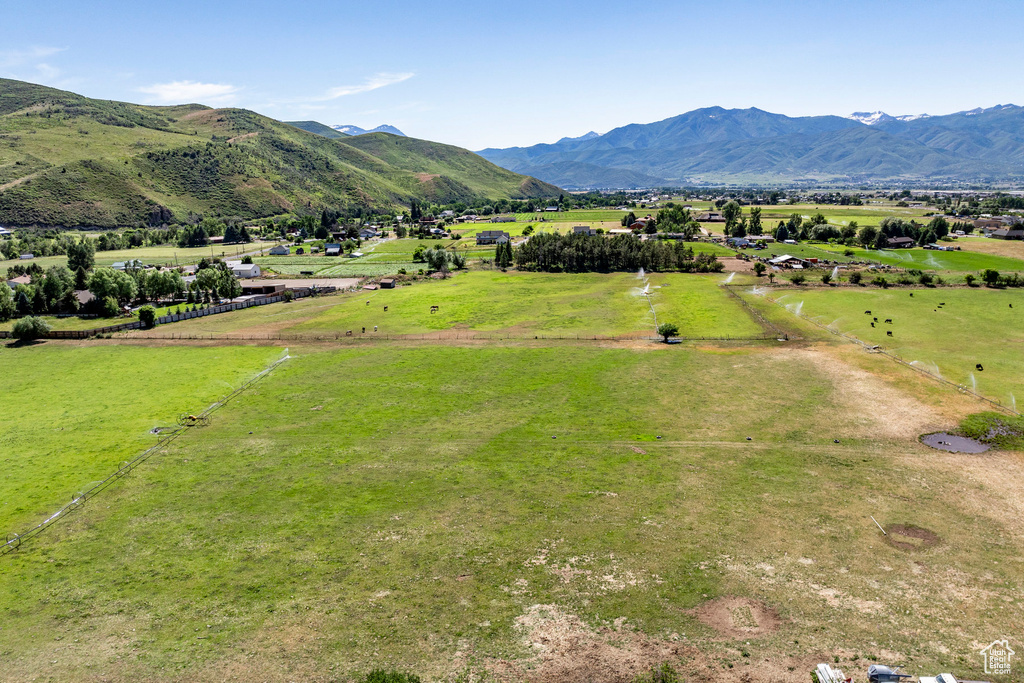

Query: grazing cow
[362,327,365,334]
[939,302,945,306]
[887,330,893,337]
[865,310,872,315]
[366,300,370,305]
[885,318,892,324]
[873,317,878,322]
[346,330,352,336]
[910,293,913,297]
[976,363,984,371]
[374,325,378,332]
[871,322,875,327]
[384,305,388,311]
[430,305,439,314]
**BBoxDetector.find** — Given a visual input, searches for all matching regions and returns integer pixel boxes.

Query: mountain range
[478,105,1024,188]
[332,124,405,137]
[0,79,558,228]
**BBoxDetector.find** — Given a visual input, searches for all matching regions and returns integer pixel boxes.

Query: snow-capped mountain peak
[330,124,406,136]
[848,111,930,125]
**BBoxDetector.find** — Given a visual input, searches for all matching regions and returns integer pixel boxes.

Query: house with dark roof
[991,227,1024,240]
[325,243,342,256]
[572,225,597,236]
[886,236,916,248]
[476,230,510,245]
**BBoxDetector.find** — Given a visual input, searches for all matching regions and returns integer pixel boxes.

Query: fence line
[108,331,784,343]
[752,290,1020,417]
[722,285,789,340]
[0,352,292,558]
[0,287,337,340]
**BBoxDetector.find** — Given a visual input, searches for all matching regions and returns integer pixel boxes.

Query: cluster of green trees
[494,242,514,268]
[512,233,723,273]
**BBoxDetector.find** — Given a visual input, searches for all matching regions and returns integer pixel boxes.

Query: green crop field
[0,241,279,275]
[127,271,764,339]
[1,339,1021,682]
[0,344,279,532]
[759,286,1024,405]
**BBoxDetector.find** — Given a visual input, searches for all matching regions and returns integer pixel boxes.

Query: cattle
[346,330,352,336]
[873,317,878,322]
[865,310,872,315]
[384,305,388,311]
[871,322,875,327]
[976,363,984,371]
[362,327,366,334]
[885,318,893,324]
[430,305,439,314]
[887,331,893,337]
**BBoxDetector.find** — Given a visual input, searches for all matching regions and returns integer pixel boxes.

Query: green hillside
[283,120,350,138]
[0,79,561,227]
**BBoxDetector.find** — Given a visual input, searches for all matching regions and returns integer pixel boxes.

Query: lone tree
[657,322,679,342]
[753,262,766,277]
[982,269,1001,287]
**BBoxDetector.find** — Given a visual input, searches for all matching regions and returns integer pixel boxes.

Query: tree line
[512,233,723,273]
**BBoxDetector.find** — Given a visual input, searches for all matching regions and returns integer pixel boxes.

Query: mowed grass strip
[768,286,1024,402]
[0,345,1019,680]
[0,344,282,531]
[130,271,763,339]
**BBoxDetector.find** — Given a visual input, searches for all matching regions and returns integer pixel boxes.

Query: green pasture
[754,202,934,227]
[130,271,763,339]
[1,241,279,275]
[766,286,1024,404]
[0,344,1018,681]
[0,344,280,532]
[758,242,857,263]
[812,244,1024,273]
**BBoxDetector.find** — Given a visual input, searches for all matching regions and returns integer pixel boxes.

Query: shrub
[918,272,934,285]
[138,305,157,328]
[282,290,294,302]
[872,276,889,288]
[848,271,863,285]
[361,670,422,683]
[821,273,832,285]
[12,316,51,340]
[964,274,976,286]
[844,249,855,257]
[789,273,806,285]
[982,269,1000,286]
[633,663,679,683]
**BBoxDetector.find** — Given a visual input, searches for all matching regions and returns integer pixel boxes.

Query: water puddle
[920,432,990,453]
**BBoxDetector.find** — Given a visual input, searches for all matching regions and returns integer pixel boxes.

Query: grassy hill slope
[284,120,350,138]
[0,79,561,227]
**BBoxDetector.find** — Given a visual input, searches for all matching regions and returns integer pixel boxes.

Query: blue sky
[2,0,1022,150]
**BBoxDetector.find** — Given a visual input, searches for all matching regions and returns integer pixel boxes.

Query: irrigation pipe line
[752,289,1021,417]
[1,352,292,558]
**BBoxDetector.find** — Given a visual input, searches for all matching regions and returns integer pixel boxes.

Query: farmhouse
[886,236,916,248]
[490,215,517,223]
[379,278,396,289]
[325,243,342,256]
[359,228,379,240]
[697,212,724,222]
[572,225,597,236]
[476,230,510,245]
[990,227,1024,240]
[6,274,31,288]
[269,245,290,256]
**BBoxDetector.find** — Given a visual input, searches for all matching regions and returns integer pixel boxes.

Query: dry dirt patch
[488,604,685,683]
[884,524,942,552]
[691,596,782,639]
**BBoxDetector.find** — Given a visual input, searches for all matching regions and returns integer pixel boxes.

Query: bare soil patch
[488,604,685,683]
[720,257,754,273]
[884,524,942,552]
[691,596,782,639]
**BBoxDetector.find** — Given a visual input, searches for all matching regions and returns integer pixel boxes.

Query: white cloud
[0,46,65,69]
[137,80,240,105]
[323,72,414,100]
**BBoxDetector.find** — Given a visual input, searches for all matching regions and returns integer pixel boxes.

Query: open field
[1,338,1021,682]
[0,344,280,532]
[811,243,1024,273]
[4,268,1024,683]
[759,286,1024,404]
[752,202,935,227]
[1,241,280,275]
[126,271,764,339]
